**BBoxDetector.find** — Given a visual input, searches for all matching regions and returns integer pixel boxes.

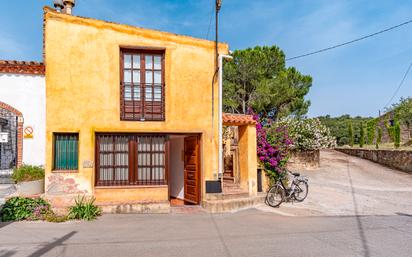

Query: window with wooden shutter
[96,134,167,186]
[120,49,165,121]
[53,133,79,171]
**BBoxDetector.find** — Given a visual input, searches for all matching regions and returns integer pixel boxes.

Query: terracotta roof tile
[223,113,256,126]
[0,60,45,75]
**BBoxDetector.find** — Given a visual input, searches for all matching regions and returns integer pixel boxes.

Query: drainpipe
[218,54,233,182]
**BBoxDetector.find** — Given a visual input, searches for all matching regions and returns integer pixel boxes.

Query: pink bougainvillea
[251,111,292,181]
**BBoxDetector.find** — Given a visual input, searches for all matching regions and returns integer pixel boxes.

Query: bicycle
[266,169,309,208]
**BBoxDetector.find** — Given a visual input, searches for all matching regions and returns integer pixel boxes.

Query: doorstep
[202,192,266,213]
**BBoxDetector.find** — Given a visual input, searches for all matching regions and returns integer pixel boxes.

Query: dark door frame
[167,133,202,205]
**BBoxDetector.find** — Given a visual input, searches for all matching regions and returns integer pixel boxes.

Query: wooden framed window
[53,133,79,171]
[95,134,167,186]
[120,49,165,121]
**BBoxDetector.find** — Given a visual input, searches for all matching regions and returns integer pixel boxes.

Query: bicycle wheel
[293,180,308,202]
[266,184,285,207]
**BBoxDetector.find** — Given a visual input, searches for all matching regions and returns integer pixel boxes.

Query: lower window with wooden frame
[95,134,167,186]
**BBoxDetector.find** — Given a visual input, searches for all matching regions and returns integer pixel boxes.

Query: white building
[0,60,45,175]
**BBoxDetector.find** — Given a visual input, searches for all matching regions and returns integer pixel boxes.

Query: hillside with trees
[317,115,373,146]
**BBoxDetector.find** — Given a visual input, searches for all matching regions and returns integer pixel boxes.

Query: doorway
[0,107,18,181]
[169,135,200,206]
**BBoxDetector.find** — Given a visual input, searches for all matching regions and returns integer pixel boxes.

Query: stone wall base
[44,194,171,214]
[99,201,170,214]
[287,149,320,170]
[336,148,412,173]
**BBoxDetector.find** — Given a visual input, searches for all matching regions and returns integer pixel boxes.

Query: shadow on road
[396,212,412,217]
[29,231,77,257]
[0,249,16,257]
[346,156,370,257]
[0,221,12,230]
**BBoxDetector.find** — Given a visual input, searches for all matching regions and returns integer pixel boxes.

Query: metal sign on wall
[24,126,34,139]
[0,132,8,143]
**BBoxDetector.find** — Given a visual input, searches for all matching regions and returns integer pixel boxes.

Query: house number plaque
[83,160,94,168]
[0,132,8,143]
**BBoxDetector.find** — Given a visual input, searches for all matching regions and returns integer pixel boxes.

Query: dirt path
[257,149,412,216]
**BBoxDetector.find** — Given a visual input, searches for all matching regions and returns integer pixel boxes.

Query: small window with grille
[53,133,79,171]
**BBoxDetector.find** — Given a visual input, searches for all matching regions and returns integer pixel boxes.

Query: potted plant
[12,165,45,195]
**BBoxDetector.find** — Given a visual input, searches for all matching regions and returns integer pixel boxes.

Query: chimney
[53,0,64,12]
[63,0,75,15]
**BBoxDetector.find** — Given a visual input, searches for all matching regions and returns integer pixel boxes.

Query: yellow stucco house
[43,6,258,213]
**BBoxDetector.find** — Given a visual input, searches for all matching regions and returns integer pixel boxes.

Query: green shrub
[271,118,336,151]
[338,136,349,146]
[376,127,382,149]
[12,165,44,183]
[348,122,354,147]
[394,121,401,148]
[1,197,50,222]
[68,196,101,221]
[359,122,365,148]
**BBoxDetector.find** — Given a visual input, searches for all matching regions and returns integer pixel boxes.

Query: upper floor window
[120,49,165,121]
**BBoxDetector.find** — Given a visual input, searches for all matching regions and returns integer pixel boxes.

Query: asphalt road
[1,209,412,257]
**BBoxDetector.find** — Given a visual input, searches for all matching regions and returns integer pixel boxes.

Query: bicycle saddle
[292,172,300,176]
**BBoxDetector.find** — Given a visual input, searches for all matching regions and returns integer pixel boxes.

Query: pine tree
[394,121,401,148]
[348,122,354,147]
[376,127,382,149]
[359,122,365,148]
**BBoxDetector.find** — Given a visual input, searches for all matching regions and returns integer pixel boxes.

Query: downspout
[218,54,233,181]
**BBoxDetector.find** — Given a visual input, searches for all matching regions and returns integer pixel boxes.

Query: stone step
[223,189,244,193]
[223,176,235,182]
[223,182,240,187]
[223,184,243,189]
[202,194,266,213]
[205,192,250,201]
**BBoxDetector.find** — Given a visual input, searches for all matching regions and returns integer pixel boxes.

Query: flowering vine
[251,112,292,183]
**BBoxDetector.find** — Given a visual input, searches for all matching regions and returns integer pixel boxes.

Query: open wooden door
[184,136,200,204]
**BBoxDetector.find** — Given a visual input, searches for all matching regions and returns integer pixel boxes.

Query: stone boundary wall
[336,148,412,173]
[287,149,320,171]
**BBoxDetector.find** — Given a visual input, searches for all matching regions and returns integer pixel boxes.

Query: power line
[383,61,412,110]
[286,18,412,61]
[205,0,214,40]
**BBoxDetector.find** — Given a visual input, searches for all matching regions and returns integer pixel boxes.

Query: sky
[1,0,411,118]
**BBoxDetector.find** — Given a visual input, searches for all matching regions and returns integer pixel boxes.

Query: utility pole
[212,0,222,180]
[216,0,222,71]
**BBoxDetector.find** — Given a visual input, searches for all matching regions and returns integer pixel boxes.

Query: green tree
[388,97,412,127]
[359,122,365,148]
[223,46,312,120]
[348,122,354,147]
[394,121,401,148]
[376,127,382,149]
[385,121,395,142]
[366,119,377,144]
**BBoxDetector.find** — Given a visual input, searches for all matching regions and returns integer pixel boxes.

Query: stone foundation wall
[336,148,412,173]
[287,150,320,171]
